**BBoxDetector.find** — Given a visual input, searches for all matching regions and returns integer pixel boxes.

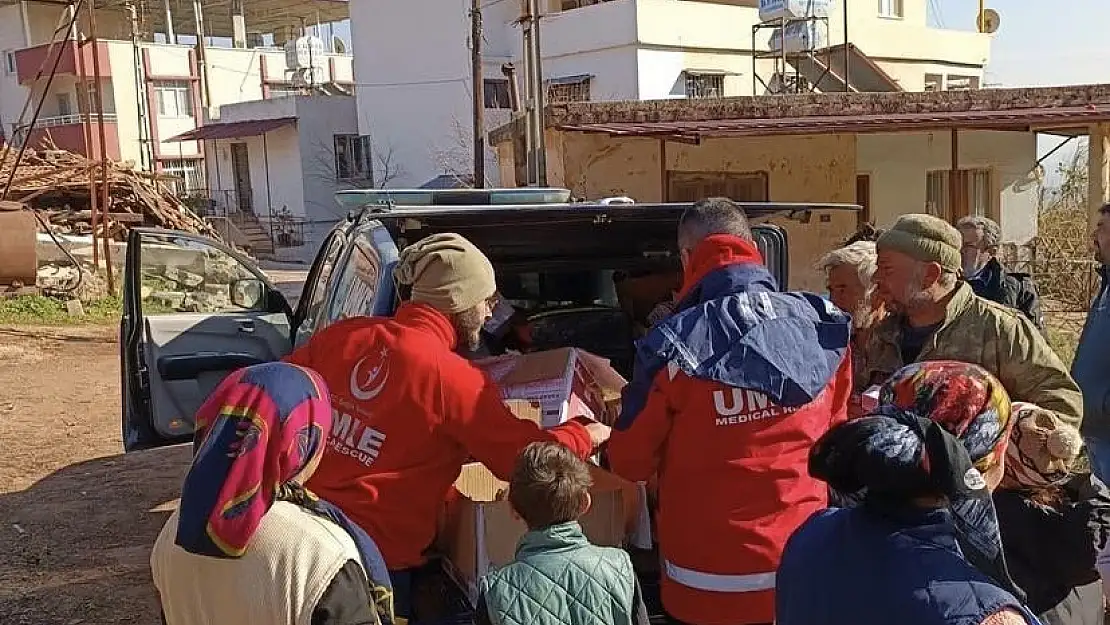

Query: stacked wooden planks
[0,141,221,241]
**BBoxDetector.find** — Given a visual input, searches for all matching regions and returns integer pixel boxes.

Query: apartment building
[351,0,992,188]
[0,0,353,245]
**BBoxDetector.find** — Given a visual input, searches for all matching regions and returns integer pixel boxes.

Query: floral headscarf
[175,362,395,625]
[810,361,1023,600]
[880,360,1013,471]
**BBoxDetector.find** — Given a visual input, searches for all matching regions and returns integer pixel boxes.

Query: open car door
[120,228,296,451]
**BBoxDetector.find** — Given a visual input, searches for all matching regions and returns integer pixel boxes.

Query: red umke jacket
[285,303,594,570]
[608,235,853,625]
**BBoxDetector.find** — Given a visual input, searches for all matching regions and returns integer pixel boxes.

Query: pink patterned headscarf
[175,362,331,557]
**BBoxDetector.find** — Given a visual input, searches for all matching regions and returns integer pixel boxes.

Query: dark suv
[120,189,853,452]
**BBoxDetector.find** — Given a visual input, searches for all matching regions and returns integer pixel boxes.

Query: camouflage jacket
[859,283,1083,429]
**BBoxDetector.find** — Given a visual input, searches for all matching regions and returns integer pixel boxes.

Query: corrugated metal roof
[555,105,1110,139]
[168,117,297,142]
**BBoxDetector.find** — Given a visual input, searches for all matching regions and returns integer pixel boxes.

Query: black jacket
[994,474,1110,616]
[967,257,1044,331]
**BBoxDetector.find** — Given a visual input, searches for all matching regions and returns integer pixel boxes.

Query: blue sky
[929,0,1109,87]
[928,0,1105,174]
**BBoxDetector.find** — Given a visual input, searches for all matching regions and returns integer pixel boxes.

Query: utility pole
[529,0,546,186]
[192,0,211,109]
[471,0,486,188]
[519,0,546,186]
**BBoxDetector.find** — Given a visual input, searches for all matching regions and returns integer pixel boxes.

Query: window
[926,169,992,222]
[685,73,724,99]
[878,0,903,18]
[3,51,15,75]
[155,80,194,118]
[56,93,73,118]
[560,0,615,9]
[328,233,384,322]
[161,158,206,195]
[484,79,511,109]
[295,231,346,346]
[945,75,981,91]
[667,171,769,203]
[75,81,98,114]
[924,74,943,92]
[136,231,264,316]
[334,134,370,181]
[546,78,591,103]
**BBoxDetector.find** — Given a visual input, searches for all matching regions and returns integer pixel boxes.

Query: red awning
[168,117,297,142]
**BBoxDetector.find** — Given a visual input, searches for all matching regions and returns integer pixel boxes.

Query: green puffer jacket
[477,522,641,625]
[860,282,1083,429]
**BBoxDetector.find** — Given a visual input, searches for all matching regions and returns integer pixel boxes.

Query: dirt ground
[0,325,187,625]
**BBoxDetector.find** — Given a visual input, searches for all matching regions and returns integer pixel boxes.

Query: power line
[352,77,468,88]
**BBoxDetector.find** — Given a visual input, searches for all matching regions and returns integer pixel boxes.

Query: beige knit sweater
[151,501,364,625]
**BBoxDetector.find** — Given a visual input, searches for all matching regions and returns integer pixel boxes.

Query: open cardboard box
[478,347,627,428]
[439,462,644,603]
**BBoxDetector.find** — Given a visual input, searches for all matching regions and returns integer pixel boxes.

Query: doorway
[230,142,253,215]
[855,174,872,229]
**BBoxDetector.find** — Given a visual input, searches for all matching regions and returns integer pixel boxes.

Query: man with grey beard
[1073,203,1110,485]
[858,214,1082,429]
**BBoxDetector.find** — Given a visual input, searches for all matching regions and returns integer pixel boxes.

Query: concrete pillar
[231,0,246,48]
[1090,123,1110,228]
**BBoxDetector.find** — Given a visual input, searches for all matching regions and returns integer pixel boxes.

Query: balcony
[14,113,121,161]
[14,40,112,85]
[539,0,988,69]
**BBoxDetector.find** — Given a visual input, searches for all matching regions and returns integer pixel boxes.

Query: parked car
[119,189,854,452]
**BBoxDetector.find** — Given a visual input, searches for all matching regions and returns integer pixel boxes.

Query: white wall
[210,127,304,222]
[294,95,359,231]
[352,0,475,188]
[857,130,1038,243]
[0,4,28,142]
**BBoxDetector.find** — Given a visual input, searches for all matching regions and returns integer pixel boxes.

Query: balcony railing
[10,113,119,148]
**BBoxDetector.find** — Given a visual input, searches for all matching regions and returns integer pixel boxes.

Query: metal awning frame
[554,105,1110,144]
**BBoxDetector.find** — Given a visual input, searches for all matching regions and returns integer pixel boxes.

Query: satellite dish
[333,36,347,54]
[977,8,1001,34]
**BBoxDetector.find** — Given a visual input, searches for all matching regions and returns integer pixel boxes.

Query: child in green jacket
[476,442,650,625]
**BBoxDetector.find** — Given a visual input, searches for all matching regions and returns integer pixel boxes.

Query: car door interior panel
[142,312,292,440]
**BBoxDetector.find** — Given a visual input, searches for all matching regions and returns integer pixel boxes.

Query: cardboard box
[439,462,640,602]
[478,348,626,428]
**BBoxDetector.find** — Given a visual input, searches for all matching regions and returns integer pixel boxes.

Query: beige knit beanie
[394,233,496,314]
[876,214,963,275]
[1005,402,1082,488]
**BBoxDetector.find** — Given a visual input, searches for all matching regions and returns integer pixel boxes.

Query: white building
[0,0,356,255]
[170,95,361,258]
[351,0,993,188]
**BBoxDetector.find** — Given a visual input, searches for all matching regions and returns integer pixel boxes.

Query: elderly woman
[776,361,1039,625]
[994,403,1110,625]
[817,241,886,397]
[151,362,395,625]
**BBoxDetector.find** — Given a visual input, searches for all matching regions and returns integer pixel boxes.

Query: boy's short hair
[509,442,593,529]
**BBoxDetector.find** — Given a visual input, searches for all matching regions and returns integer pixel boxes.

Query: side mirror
[230,277,266,309]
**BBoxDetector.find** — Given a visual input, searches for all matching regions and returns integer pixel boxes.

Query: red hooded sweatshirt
[608,235,853,625]
[285,303,594,570]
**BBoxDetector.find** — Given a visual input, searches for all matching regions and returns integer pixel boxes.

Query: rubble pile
[139,253,257,314]
[0,142,221,241]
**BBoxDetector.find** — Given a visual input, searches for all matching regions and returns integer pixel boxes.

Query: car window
[296,232,346,342]
[327,231,385,322]
[136,231,266,315]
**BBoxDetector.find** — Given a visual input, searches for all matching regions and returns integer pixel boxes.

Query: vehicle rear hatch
[363,201,854,285]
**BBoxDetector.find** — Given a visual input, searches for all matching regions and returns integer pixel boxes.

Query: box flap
[478,348,577,387]
[578,351,628,401]
[454,462,509,502]
[504,399,544,426]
